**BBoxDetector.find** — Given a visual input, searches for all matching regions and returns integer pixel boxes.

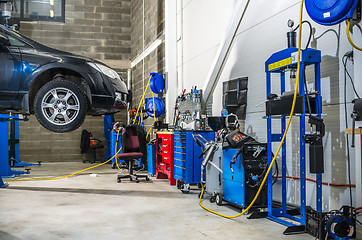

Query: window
[7,34,27,47]
[222,77,248,120]
[12,0,65,22]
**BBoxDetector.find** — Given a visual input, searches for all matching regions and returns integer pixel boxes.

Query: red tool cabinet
[156,132,176,185]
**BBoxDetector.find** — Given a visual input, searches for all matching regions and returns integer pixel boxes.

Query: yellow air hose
[198,0,305,218]
[346,20,362,51]
[6,144,122,182]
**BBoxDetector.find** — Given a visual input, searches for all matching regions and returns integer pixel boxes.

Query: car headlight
[88,62,120,80]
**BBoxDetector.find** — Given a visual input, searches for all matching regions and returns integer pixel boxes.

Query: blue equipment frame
[265,47,322,229]
[0,114,35,188]
[9,114,41,168]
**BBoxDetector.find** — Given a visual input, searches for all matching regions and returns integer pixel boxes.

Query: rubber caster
[117,178,121,183]
[197,183,202,189]
[135,179,140,183]
[146,176,150,181]
[210,195,216,203]
[111,163,116,169]
[176,180,182,189]
[83,160,85,164]
[181,184,190,194]
[216,193,223,206]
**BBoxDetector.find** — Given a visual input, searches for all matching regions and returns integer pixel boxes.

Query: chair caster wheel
[136,179,140,183]
[117,178,121,183]
[146,176,150,181]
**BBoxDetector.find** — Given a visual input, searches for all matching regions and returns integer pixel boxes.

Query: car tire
[34,77,87,133]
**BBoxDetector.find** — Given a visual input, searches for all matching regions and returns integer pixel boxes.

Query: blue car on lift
[0,24,129,132]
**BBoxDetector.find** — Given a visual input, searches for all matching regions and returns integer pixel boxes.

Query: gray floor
[0,162,357,240]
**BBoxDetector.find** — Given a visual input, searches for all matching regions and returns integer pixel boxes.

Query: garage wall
[171,0,357,211]
[18,0,131,162]
[130,0,165,140]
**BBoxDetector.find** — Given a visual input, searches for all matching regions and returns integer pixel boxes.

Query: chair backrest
[80,129,90,154]
[122,126,141,152]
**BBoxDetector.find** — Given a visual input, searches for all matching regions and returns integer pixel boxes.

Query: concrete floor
[0,162,353,240]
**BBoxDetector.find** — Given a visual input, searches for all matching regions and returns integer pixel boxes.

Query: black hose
[343,55,354,208]
[293,20,313,49]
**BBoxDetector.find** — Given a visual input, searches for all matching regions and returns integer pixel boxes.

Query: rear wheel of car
[34,77,87,133]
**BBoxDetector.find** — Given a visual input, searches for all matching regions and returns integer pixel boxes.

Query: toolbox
[156,132,176,185]
[174,130,215,193]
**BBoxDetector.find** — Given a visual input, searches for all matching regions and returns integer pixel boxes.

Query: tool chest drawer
[173,130,215,185]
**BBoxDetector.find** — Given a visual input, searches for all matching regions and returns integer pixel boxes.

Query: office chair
[80,129,104,164]
[116,125,149,183]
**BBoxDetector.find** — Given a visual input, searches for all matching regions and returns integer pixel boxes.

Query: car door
[0,31,22,100]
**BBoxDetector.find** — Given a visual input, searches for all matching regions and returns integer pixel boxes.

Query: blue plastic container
[147,144,156,176]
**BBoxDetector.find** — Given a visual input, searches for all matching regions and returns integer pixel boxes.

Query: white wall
[167,0,359,212]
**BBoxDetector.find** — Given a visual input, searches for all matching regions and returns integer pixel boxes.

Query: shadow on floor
[7,186,186,199]
[0,231,22,240]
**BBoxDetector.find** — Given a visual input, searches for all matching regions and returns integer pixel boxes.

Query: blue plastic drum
[145,97,165,118]
[305,0,358,25]
[149,72,164,94]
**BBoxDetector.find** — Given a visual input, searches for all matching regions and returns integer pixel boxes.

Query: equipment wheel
[117,178,121,183]
[146,176,150,181]
[181,184,190,194]
[216,193,223,206]
[34,75,87,133]
[210,195,216,203]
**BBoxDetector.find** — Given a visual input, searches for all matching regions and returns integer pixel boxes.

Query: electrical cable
[293,20,313,49]
[343,54,354,208]
[198,0,305,218]
[303,69,312,117]
[343,53,360,99]
[346,20,362,51]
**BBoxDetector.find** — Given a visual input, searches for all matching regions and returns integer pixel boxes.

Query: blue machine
[223,148,246,207]
[265,47,322,231]
[110,131,143,169]
[174,130,215,193]
[146,143,156,176]
[222,146,268,208]
[305,0,358,25]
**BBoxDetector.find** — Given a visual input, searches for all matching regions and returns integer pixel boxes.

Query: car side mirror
[0,34,10,46]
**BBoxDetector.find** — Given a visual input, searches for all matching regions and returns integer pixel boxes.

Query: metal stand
[9,114,41,167]
[0,114,34,187]
[265,48,323,232]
